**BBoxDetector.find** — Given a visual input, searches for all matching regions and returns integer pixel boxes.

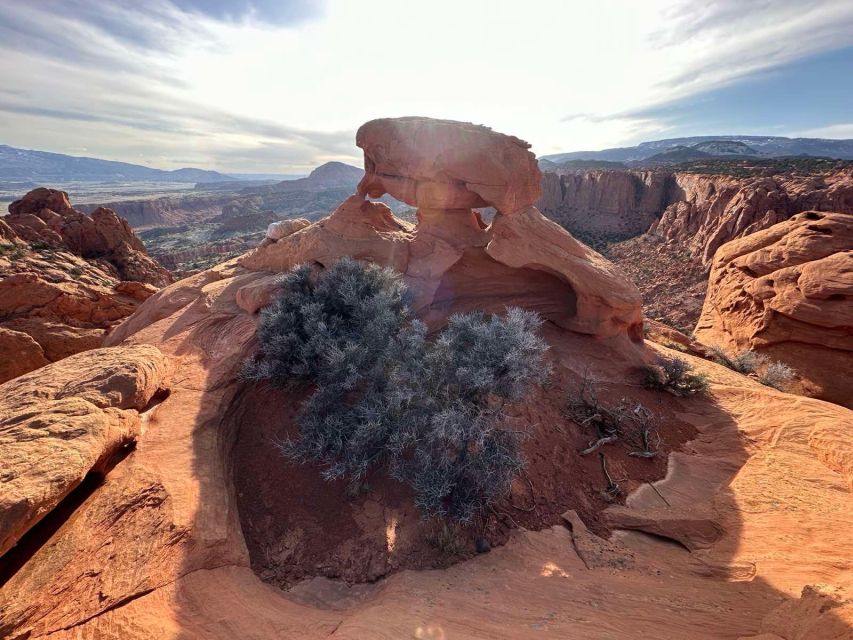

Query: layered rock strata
[695,211,853,407]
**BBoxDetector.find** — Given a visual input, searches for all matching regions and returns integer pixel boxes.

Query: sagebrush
[244,257,550,523]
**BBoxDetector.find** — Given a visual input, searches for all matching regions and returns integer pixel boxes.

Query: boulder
[265,218,311,241]
[0,326,49,382]
[694,211,853,407]
[356,117,541,214]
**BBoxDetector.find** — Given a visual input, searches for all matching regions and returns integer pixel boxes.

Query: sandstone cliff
[537,170,673,241]
[652,171,853,265]
[541,168,853,328]
[538,168,853,261]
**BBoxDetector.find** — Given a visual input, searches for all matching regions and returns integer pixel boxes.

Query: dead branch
[599,453,622,501]
[579,435,618,456]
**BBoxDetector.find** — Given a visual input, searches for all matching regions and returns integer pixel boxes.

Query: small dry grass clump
[706,345,797,391]
[707,345,764,374]
[423,519,468,557]
[567,372,661,459]
[641,356,709,397]
[758,361,796,390]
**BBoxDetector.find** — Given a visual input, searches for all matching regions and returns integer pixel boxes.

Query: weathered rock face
[537,170,673,239]
[6,188,172,287]
[0,192,168,382]
[356,117,542,215]
[0,345,167,558]
[695,211,853,407]
[653,172,853,265]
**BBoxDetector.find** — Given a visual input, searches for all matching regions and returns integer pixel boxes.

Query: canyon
[537,165,853,328]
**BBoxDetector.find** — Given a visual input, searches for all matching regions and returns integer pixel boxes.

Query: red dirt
[232,324,697,590]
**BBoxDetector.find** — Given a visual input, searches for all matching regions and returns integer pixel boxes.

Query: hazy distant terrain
[542,135,853,164]
[0,144,237,184]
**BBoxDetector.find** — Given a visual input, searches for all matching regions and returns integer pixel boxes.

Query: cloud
[170,0,324,24]
[0,0,851,168]
[794,123,853,139]
[557,0,853,148]
[0,0,343,172]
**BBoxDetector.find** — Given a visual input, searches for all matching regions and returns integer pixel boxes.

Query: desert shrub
[641,356,709,397]
[244,258,550,523]
[707,345,765,374]
[758,361,796,390]
[243,258,411,385]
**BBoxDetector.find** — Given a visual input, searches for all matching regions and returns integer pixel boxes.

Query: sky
[0,0,852,173]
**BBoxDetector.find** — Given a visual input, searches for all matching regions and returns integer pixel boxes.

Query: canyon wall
[538,168,853,261]
[537,170,673,240]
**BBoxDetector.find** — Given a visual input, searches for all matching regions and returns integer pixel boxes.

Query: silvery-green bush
[758,361,796,390]
[244,257,550,523]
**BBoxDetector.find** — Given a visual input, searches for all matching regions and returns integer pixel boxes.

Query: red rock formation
[0,191,169,382]
[357,117,542,214]
[1,120,851,639]
[651,172,853,265]
[539,168,853,263]
[6,188,171,286]
[694,211,853,407]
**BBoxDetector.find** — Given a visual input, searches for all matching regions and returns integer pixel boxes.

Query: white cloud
[0,0,851,170]
[793,123,853,139]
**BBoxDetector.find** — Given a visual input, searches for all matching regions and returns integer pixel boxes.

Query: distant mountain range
[541,135,853,165]
[0,144,235,183]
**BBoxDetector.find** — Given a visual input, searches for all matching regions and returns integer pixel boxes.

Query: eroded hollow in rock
[231,325,696,591]
[424,248,578,326]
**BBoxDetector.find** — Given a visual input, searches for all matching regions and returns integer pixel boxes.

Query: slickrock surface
[1,120,851,639]
[0,189,170,382]
[0,345,168,559]
[1,279,850,638]
[695,211,853,408]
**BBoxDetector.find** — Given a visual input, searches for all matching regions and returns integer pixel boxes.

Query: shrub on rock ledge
[244,257,550,523]
[641,356,709,397]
